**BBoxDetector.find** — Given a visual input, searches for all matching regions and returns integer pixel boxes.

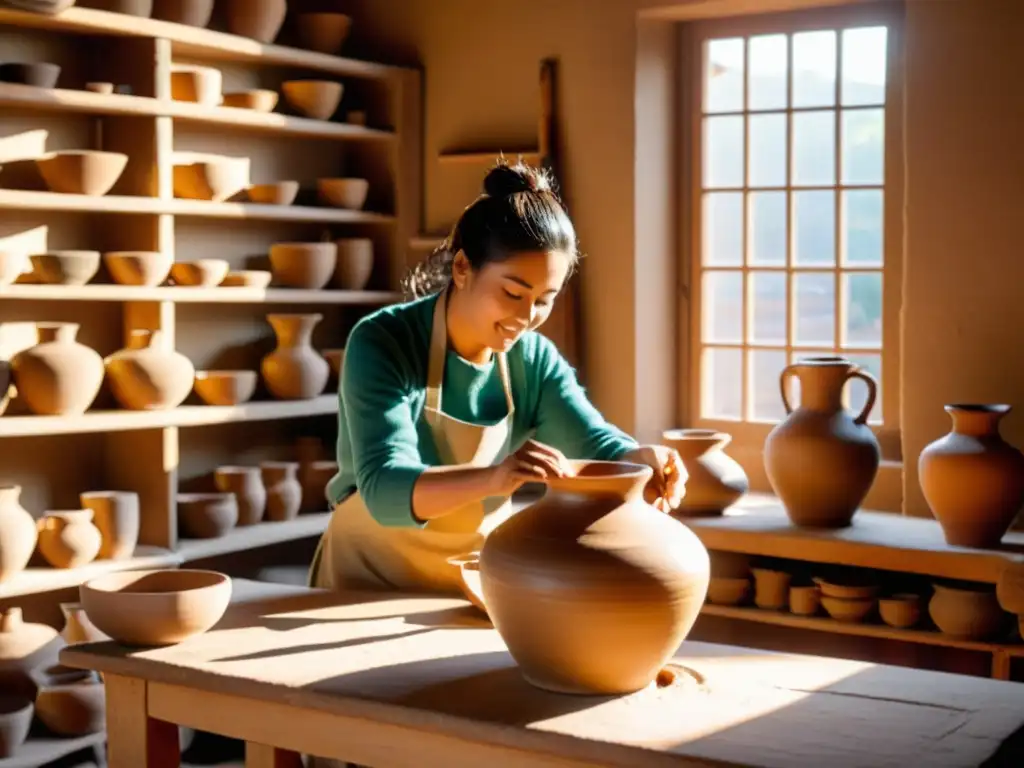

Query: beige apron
[307,290,517,593]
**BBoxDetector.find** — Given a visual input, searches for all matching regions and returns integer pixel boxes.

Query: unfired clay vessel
[919,404,1024,548]
[80,490,140,560]
[214,466,266,526]
[260,461,301,522]
[479,460,710,695]
[178,493,238,539]
[37,510,102,569]
[928,581,1007,640]
[261,314,330,400]
[105,329,195,410]
[224,0,286,42]
[10,322,104,415]
[0,696,32,759]
[334,238,374,290]
[36,150,128,196]
[661,429,748,515]
[0,608,65,699]
[103,251,173,287]
[34,675,106,736]
[268,242,337,290]
[763,356,880,527]
[282,80,343,121]
[0,485,36,582]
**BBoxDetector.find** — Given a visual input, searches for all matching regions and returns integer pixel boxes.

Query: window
[684,3,903,462]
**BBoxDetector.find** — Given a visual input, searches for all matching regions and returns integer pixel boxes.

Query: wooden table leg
[245,742,304,768]
[105,674,181,768]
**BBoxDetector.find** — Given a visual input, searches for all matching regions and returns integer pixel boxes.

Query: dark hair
[402,158,579,299]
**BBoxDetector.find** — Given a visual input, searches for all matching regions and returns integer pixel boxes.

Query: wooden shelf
[0,7,412,82]
[0,83,394,142]
[0,396,337,438]
[177,513,330,562]
[438,150,541,165]
[0,732,105,768]
[685,494,1024,586]
[0,285,401,304]
[0,546,180,599]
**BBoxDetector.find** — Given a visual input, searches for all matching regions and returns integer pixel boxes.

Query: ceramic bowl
[178,493,238,538]
[281,80,343,121]
[317,178,368,210]
[80,569,232,647]
[104,251,173,287]
[821,595,875,623]
[170,259,229,287]
[221,89,278,112]
[878,593,922,629]
[36,150,129,196]
[246,181,299,206]
[193,370,257,406]
[789,584,821,616]
[0,61,60,88]
[706,576,750,606]
[268,243,337,290]
[29,251,100,286]
[814,575,879,600]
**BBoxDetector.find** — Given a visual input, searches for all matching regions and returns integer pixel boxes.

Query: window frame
[679,1,905,479]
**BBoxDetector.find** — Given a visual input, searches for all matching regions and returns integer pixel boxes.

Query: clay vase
[479,460,710,695]
[80,491,140,560]
[0,608,65,699]
[928,581,1008,640]
[261,314,330,400]
[10,322,104,415]
[0,485,37,583]
[261,462,302,522]
[763,356,880,528]
[919,404,1024,549]
[224,0,286,43]
[37,510,102,569]
[661,429,748,515]
[105,329,196,410]
[214,466,267,526]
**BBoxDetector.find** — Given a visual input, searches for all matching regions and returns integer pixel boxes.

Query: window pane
[793,190,835,266]
[749,191,787,266]
[793,272,835,347]
[842,190,883,266]
[749,34,788,111]
[704,116,745,188]
[706,38,745,113]
[749,113,787,187]
[749,349,788,421]
[749,271,787,345]
[703,192,744,266]
[702,271,743,343]
[842,272,883,349]
[842,108,884,185]
[792,30,836,108]
[845,353,882,422]
[842,27,887,106]
[792,111,835,186]
[702,347,742,419]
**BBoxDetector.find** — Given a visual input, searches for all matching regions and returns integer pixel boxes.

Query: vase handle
[846,368,878,425]
[778,364,799,415]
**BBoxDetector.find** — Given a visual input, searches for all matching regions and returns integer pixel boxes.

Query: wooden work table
[61,579,1024,768]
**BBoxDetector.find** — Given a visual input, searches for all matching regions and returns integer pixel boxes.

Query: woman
[308,160,686,593]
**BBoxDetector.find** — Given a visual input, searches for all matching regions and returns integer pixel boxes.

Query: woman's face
[452,249,571,353]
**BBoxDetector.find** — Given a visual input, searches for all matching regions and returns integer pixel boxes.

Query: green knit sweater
[326,292,638,527]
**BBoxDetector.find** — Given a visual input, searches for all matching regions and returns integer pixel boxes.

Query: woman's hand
[488,439,575,497]
[622,445,687,513]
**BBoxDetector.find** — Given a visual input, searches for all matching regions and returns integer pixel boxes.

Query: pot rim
[943,403,1011,414]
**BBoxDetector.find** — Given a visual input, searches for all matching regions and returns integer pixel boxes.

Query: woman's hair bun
[482,159,552,198]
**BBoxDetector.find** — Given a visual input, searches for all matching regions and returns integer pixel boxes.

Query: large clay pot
[261,314,329,400]
[0,485,36,583]
[0,608,65,699]
[79,491,140,560]
[260,461,301,522]
[105,329,196,410]
[661,429,748,515]
[919,404,1024,548]
[479,460,710,695]
[763,356,880,528]
[10,323,104,416]
[37,510,102,569]
[224,0,286,43]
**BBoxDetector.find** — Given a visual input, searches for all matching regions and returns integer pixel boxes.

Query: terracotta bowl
[172,158,249,202]
[814,575,879,600]
[281,80,343,121]
[447,553,487,614]
[0,696,33,759]
[322,348,345,380]
[104,251,173,287]
[318,178,368,210]
[80,569,232,646]
[247,181,299,206]
[268,242,337,290]
[295,12,352,54]
[0,252,30,286]
[36,150,129,196]
[706,576,750,606]
[221,89,278,112]
[878,593,922,629]
[152,0,214,27]
[0,61,60,88]
[29,250,101,286]
[333,238,374,290]
[170,65,222,106]
[788,584,821,616]
[170,259,229,287]
[821,595,875,623]
[178,493,238,539]
[85,82,114,94]
[34,677,105,736]
[194,370,257,406]
[221,269,272,288]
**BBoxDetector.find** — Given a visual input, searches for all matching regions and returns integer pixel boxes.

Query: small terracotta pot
[0,62,60,88]
[79,490,139,560]
[193,370,257,406]
[170,259,229,287]
[706,576,750,606]
[247,181,299,206]
[878,593,922,629]
[214,466,267,526]
[821,595,875,623]
[36,150,129,196]
[269,242,337,290]
[37,510,102,569]
[295,12,352,54]
[661,428,749,515]
[788,584,821,616]
[178,493,238,539]
[104,251,173,287]
[318,178,368,210]
[282,80,343,121]
[751,567,790,610]
[221,270,272,289]
[29,250,101,286]
[172,158,249,202]
[261,461,301,522]
[170,65,222,106]
[224,0,286,43]
[222,89,278,112]
[333,238,373,290]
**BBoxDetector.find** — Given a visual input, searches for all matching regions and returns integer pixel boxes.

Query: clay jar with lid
[10,322,104,415]
[0,608,65,699]
[918,404,1024,548]
[763,356,880,528]
[479,460,710,695]
[261,314,330,400]
[0,485,36,582]
[661,428,749,515]
[105,329,195,410]
[37,510,102,569]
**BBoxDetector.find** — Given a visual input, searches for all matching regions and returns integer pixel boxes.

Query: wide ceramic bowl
[80,569,232,646]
